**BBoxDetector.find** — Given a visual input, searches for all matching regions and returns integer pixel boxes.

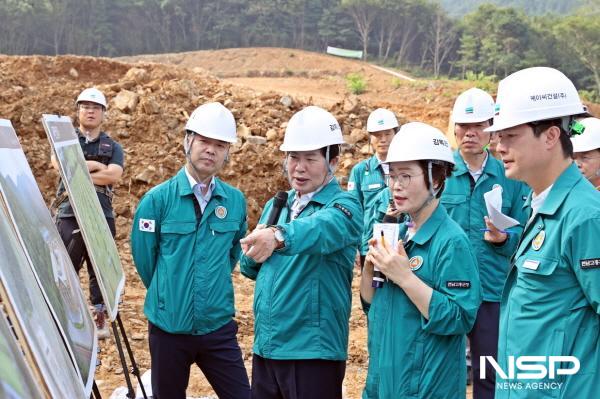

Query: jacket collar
[287,177,341,207]
[411,203,448,246]
[76,128,107,143]
[176,167,227,200]
[453,150,498,177]
[523,162,583,216]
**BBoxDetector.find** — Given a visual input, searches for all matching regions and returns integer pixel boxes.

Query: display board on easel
[42,115,125,321]
[0,305,44,399]
[0,119,97,395]
[0,197,86,397]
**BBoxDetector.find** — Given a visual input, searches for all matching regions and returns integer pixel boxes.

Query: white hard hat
[384,122,454,165]
[367,108,399,132]
[572,117,600,152]
[280,106,344,151]
[76,88,107,109]
[486,67,587,132]
[452,88,495,124]
[185,102,237,143]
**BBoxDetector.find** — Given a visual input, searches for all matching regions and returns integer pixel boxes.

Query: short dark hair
[528,119,573,158]
[417,160,454,198]
[319,144,340,160]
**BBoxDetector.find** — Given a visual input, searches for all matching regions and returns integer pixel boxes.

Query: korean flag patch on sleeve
[139,218,155,232]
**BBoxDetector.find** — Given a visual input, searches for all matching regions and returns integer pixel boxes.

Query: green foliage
[464,71,497,93]
[436,0,584,17]
[579,90,600,104]
[0,0,597,98]
[391,77,403,89]
[346,73,367,94]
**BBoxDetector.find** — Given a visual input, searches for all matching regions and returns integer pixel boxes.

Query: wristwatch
[269,226,285,250]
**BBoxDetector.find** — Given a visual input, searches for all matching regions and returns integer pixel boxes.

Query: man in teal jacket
[348,108,399,266]
[131,102,250,399]
[240,106,362,399]
[486,67,600,398]
[442,88,529,399]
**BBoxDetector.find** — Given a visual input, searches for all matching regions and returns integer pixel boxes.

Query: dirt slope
[3,48,597,398]
[121,47,476,135]
[0,53,377,398]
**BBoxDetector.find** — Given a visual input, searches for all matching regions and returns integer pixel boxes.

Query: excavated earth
[2,49,598,398]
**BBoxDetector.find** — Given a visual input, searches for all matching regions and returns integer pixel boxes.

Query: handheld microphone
[266,191,288,226]
[373,201,399,288]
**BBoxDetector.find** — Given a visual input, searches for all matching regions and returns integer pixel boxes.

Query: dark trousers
[251,354,346,399]
[469,301,500,399]
[56,216,115,306]
[149,320,250,399]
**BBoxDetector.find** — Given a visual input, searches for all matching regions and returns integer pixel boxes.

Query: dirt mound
[0,54,375,397]
[121,47,478,135]
[120,47,383,79]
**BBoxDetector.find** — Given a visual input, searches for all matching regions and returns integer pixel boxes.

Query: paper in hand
[483,186,520,231]
[373,223,400,250]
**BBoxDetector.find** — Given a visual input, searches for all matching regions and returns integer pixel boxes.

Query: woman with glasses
[360,122,482,399]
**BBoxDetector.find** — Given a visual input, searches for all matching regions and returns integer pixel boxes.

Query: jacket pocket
[208,220,240,233]
[310,279,320,327]
[361,182,384,192]
[158,221,196,309]
[440,194,468,227]
[208,220,239,244]
[441,194,467,206]
[408,340,424,395]
[516,255,559,277]
[160,221,196,256]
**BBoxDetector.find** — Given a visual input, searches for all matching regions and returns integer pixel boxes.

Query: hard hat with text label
[280,106,345,151]
[485,67,587,132]
[452,88,495,124]
[384,122,455,165]
[367,108,399,133]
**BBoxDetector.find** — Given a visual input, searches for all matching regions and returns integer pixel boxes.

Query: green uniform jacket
[362,204,482,399]
[348,155,387,255]
[497,163,600,399]
[240,178,362,360]
[441,151,530,301]
[131,168,247,335]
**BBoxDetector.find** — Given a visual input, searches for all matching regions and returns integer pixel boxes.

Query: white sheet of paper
[483,186,520,231]
[373,223,400,250]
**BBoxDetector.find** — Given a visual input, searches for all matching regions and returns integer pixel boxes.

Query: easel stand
[91,381,102,399]
[89,313,148,399]
[111,313,148,399]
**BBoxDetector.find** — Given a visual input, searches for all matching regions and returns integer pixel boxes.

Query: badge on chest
[532,230,545,251]
[409,256,423,271]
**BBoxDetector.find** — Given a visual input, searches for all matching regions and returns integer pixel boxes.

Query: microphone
[266,191,288,226]
[373,201,399,288]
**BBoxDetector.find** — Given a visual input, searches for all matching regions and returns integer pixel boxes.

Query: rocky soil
[3,48,596,398]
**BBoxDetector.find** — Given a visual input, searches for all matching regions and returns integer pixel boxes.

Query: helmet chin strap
[407,161,440,224]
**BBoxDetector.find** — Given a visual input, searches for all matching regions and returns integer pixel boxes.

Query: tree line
[1,0,598,97]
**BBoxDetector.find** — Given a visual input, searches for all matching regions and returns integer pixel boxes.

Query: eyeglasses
[79,104,103,111]
[574,155,600,162]
[386,172,424,188]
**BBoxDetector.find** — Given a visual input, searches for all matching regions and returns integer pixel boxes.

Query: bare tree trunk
[428,11,455,78]
[396,20,418,67]
[346,4,376,61]
[377,24,384,59]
